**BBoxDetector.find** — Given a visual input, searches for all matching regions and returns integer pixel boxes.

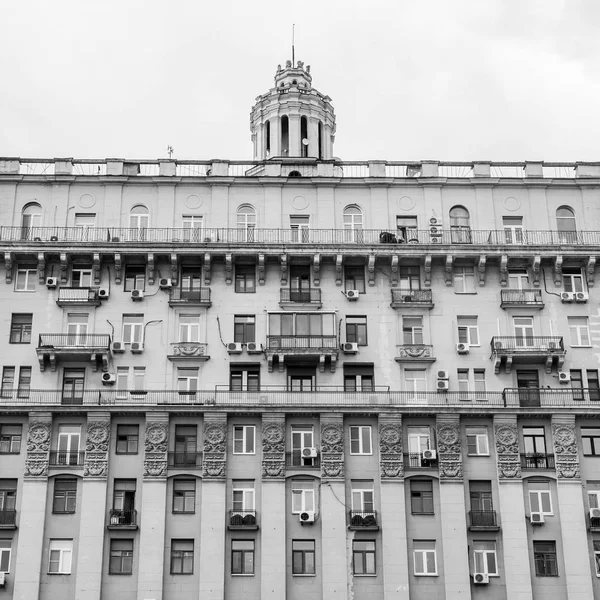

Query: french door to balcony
[517,370,540,407]
[290,267,311,303]
[62,369,85,405]
[292,428,315,467]
[66,314,89,346]
[513,317,534,347]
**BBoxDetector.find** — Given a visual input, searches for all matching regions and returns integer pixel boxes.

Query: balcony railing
[167,451,203,468]
[228,509,258,529]
[503,387,600,406]
[266,335,338,350]
[285,452,321,469]
[391,289,434,308]
[491,336,564,353]
[168,287,212,306]
[279,288,322,304]
[0,509,17,527]
[590,516,600,531]
[520,453,555,470]
[108,509,137,528]
[56,287,102,306]
[404,452,438,469]
[38,333,111,349]
[349,510,379,529]
[500,289,544,308]
[49,451,85,466]
[469,510,499,530]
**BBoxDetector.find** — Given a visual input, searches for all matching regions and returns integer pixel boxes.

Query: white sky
[1,0,598,162]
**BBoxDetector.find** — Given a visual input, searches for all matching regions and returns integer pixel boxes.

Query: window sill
[349,453,374,457]
[48,572,72,576]
[353,573,377,577]
[414,573,438,577]
[571,346,592,349]
[467,454,490,457]
[109,572,133,576]
[232,453,256,456]
[293,573,317,577]
[172,511,196,515]
[454,292,478,295]
[231,573,255,577]
[411,513,435,516]
[52,511,76,515]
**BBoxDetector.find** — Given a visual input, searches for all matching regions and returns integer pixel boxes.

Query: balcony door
[66,314,89,346]
[503,217,524,244]
[517,370,540,407]
[292,427,315,466]
[288,367,316,391]
[470,481,494,526]
[513,317,534,347]
[174,425,197,466]
[180,267,202,300]
[113,480,136,524]
[290,266,311,303]
[62,369,85,405]
[57,425,81,465]
[290,216,310,243]
[407,427,431,467]
[181,215,203,242]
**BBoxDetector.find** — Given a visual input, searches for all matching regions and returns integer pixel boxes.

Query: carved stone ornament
[398,345,433,359]
[494,423,521,479]
[25,455,48,477]
[553,422,580,479]
[380,456,403,479]
[320,423,343,453]
[86,421,110,452]
[379,424,402,454]
[552,424,577,453]
[437,424,460,453]
[27,421,51,452]
[145,422,168,452]
[204,422,226,453]
[84,458,108,477]
[203,459,226,478]
[144,459,167,478]
[436,421,462,480]
[262,458,285,478]
[321,459,343,479]
[172,343,205,357]
[262,422,284,453]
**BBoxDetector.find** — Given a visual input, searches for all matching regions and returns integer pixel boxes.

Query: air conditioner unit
[246,342,263,354]
[299,511,315,524]
[341,342,359,354]
[46,277,58,288]
[558,371,571,384]
[131,342,144,354]
[456,342,470,354]
[131,289,144,301]
[0,572,5,586]
[302,447,318,458]
[422,449,437,461]
[530,512,545,525]
[111,341,125,354]
[227,342,243,354]
[494,341,503,350]
[473,573,489,585]
[437,380,449,392]
[402,294,414,302]
[430,236,441,243]
[429,226,442,236]
[159,277,172,289]
[50,235,59,242]
[590,508,600,519]
[575,292,589,303]
[430,217,441,226]
[98,288,110,299]
[561,291,574,303]
[345,289,360,300]
[437,369,449,380]
[102,372,116,385]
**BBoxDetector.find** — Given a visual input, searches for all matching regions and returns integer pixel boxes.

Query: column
[270,115,281,157]
[308,117,319,159]
[493,415,533,599]
[75,414,111,600]
[198,414,227,600]
[260,414,286,599]
[552,415,594,599]
[137,413,169,600]
[379,414,410,599]
[320,415,348,599]
[13,414,52,600]
[288,114,301,158]
[436,414,471,600]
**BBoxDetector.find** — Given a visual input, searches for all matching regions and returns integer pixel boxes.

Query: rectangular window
[404,369,427,397]
[0,368,15,399]
[353,540,376,575]
[177,367,198,392]
[0,540,11,573]
[413,540,437,575]
[0,425,21,454]
[71,266,93,288]
[503,216,523,244]
[582,428,600,456]
[116,425,139,454]
[230,365,260,391]
[397,216,418,242]
[74,213,96,240]
[457,369,469,399]
[563,267,585,293]
[403,316,423,345]
[410,480,434,515]
[10,314,33,344]
[407,426,432,467]
[473,541,498,575]
[174,425,197,465]
[466,427,489,456]
[109,539,133,575]
[454,266,476,293]
[533,541,558,576]
[171,539,194,575]
[346,316,368,346]
[588,491,600,510]
[232,540,254,575]
[235,265,256,293]
[178,315,200,343]
[17,367,31,399]
[292,540,315,575]
[588,370,600,402]
[124,266,145,292]
[594,541,600,576]
[571,369,584,401]
[351,482,374,513]
[268,312,335,339]
[290,215,310,243]
[181,215,203,241]
[291,426,315,466]
[48,539,73,574]
[173,479,196,513]
[53,479,77,513]
[233,425,255,454]
[470,481,493,513]
[457,316,479,345]
[474,369,486,400]
[568,316,591,347]
[15,268,36,292]
[344,266,366,293]
[344,365,374,393]
[399,266,420,289]
[523,426,546,455]
[57,424,81,465]
[122,314,144,345]
[508,268,529,289]
[349,426,372,455]
[291,480,315,513]
[529,483,552,515]
[232,480,255,514]
[180,266,202,297]
[234,315,256,344]
[0,481,17,514]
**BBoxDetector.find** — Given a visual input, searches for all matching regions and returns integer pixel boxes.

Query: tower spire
[292,24,295,67]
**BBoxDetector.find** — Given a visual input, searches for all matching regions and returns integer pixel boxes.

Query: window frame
[457,316,480,346]
[349,426,372,455]
[568,316,591,347]
[402,315,424,345]
[344,266,366,293]
[292,539,316,575]
[235,265,256,294]
[346,316,368,346]
[233,425,256,454]
[0,540,11,573]
[122,314,144,345]
[233,315,256,344]
[352,540,376,575]
[529,488,553,516]
[291,483,315,514]
[116,425,139,455]
[52,478,77,514]
[48,539,73,574]
[454,266,476,294]
[15,267,36,292]
[9,314,33,344]
[413,540,437,576]
[173,479,196,514]
[472,541,498,576]
[231,539,255,575]
[109,538,133,575]
[582,428,600,456]
[466,427,489,456]
[410,479,434,515]
[170,539,194,575]
[0,425,22,454]
[123,265,146,292]
[533,541,558,577]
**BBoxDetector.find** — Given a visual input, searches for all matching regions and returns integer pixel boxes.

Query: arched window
[265,120,271,157]
[300,116,308,157]
[281,116,289,156]
[21,203,42,239]
[237,205,256,242]
[556,206,577,243]
[129,205,149,241]
[449,206,471,243]
[343,205,363,243]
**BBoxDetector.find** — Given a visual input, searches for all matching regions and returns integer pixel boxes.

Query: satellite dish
[302,138,309,145]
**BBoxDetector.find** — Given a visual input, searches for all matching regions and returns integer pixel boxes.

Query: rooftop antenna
[292,23,295,66]
[167,145,174,159]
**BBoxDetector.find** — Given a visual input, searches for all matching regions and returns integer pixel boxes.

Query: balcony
[265,336,339,373]
[107,509,138,530]
[589,516,600,532]
[348,510,379,531]
[391,289,434,309]
[56,287,102,307]
[394,345,436,363]
[503,387,600,407]
[469,510,500,531]
[500,289,544,309]
[520,453,555,470]
[0,509,17,529]
[404,452,438,470]
[168,287,212,307]
[49,451,85,467]
[167,451,203,469]
[491,336,565,374]
[285,452,321,470]
[279,288,322,309]
[167,342,210,362]
[36,333,111,372]
[228,509,259,530]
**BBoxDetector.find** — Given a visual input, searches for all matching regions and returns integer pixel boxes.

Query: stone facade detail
[379,415,403,479]
[143,418,169,478]
[25,417,52,478]
[262,418,285,479]
[321,418,344,480]
[436,415,462,481]
[84,418,110,478]
[203,416,227,479]
[552,416,580,479]
[494,416,521,480]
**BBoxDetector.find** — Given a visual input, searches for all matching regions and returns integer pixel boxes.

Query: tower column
[308,117,319,160]
[288,114,301,158]
[323,124,333,160]
[270,115,281,157]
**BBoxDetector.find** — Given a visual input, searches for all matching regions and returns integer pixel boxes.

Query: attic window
[292,79,297,84]
[288,171,302,178]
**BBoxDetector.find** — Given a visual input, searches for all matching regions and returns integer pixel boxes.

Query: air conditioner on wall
[558,371,571,384]
[246,342,263,354]
[111,341,125,354]
[131,342,144,354]
[302,447,318,458]
[299,511,315,524]
[46,277,58,288]
[102,372,116,385]
[131,289,144,301]
[98,288,110,299]
[227,342,243,354]
[561,291,574,303]
[341,342,359,354]
[159,278,172,289]
[589,508,600,519]
[345,289,360,300]
[530,512,545,525]
[422,449,437,461]
[575,292,589,302]
[456,343,470,354]
[437,380,449,392]
[436,369,449,380]
[473,573,489,585]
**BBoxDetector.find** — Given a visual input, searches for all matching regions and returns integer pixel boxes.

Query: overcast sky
[1,0,598,162]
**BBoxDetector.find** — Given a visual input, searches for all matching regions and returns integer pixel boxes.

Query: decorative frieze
[335,254,342,285]
[320,418,344,480]
[37,252,46,284]
[436,415,462,481]
[552,416,580,480]
[444,255,453,286]
[262,416,285,479]
[423,254,432,287]
[4,252,13,284]
[203,253,211,285]
[84,416,110,478]
[532,255,541,287]
[554,255,563,286]
[313,254,320,286]
[379,414,403,479]
[143,416,169,478]
[391,255,399,286]
[494,415,521,480]
[25,416,52,478]
[367,255,375,287]
[203,415,227,479]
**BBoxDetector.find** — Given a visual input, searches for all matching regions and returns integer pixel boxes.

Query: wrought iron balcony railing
[0,509,17,527]
[56,287,102,306]
[279,288,322,304]
[391,289,434,308]
[168,287,212,305]
[228,509,258,528]
[520,453,555,470]
[285,452,321,469]
[491,336,564,353]
[469,510,499,529]
[167,451,203,468]
[37,333,111,349]
[108,509,137,527]
[500,289,544,308]
[404,452,438,469]
[349,510,379,528]
[49,451,85,466]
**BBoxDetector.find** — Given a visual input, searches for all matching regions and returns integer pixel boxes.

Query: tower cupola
[250,60,336,161]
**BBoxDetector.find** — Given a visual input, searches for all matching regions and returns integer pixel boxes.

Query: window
[351,482,374,513]
[343,205,363,243]
[0,480,16,517]
[171,539,194,575]
[230,365,260,391]
[407,426,432,466]
[454,266,476,293]
[129,205,149,238]
[233,425,255,454]
[173,479,196,513]
[177,368,198,392]
[523,427,547,455]
[588,370,600,401]
[410,480,434,515]
[235,265,256,293]
[0,368,14,399]
[466,427,489,455]
[568,316,590,347]
[503,216,523,244]
[469,481,494,526]
[353,540,376,575]
[290,215,310,242]
[21,202,42,238]
[71,265,93,287]
[116,367,146,399]
[292,540,315,575]
[48,540,73,574]
[179,315,200,343]
[268,312,335,341]
[473,541,498,575]
[413,540,437,575]
[17,367,31,399]
[232,540,255,575]
[109,539,133,575]
[508,268,529,289]
[181,215,203,241]
[74,213,95,240]
[291,426,315,465]
[556,206,576,243]
[529,482,552,515]
[562,267,585,293]
[0,425,21,453]
[400,266,420,290]
[53,479,77,513]
[237,205,256,239]
[124,266,145,292]
[122,315,143,345]
[350,426,372,454]
[397,216,418,242]
[0,540,11,573]
[346,316,368,346]
[344,366,374,392]
[582,428,600,456]
[474,370,486,399]
[287,367,316,392]
[232,481,255,515]
[234,316,256,344]
[457,316,479,345]
[289,266,311,302]
[345,266,365,293]
[291,480,315,513]
[533,541,558,576]
[402,316,423,345]
[457,369,469,399]
[10,314,32,343]
[449,206,471,243]
[15,267,36,292]
[513,317,534,346]
[57,425,81,465]
[588,490,600,510]
[116,425,139,454]
[404,369,427,397]
[180,266,202,297]
[174,425,197,465]
[594,541,600,576]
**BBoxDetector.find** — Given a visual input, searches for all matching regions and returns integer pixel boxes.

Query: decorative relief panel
[203,419,227,479]
[320,420,344,480]
[84,420,110,478]
[262,420,285,479]
[552,420,580,480]
[379,418,403,479]
[143,420,168,478]
[25,419,51,478]
[494,420,521,480]
[436,416,462,481]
